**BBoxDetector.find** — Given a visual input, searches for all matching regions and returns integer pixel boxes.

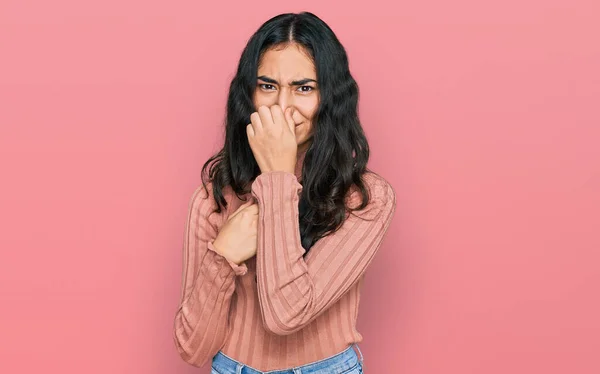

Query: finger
[257,105,273,129]
[246,204,258,214]
[270,105,285,130]
[246,123,254,138]
[250,112,263,133]
[284,107,296,134]
[229,202,251,221]
[228,199,254,220]
[242,204,259,215]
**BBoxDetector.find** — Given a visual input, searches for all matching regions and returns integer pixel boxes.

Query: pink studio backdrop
[1,0,598,373]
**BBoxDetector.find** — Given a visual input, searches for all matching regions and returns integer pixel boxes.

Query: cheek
[295,98,319,120]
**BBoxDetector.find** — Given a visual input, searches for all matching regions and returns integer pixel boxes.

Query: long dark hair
[201,11,373,253]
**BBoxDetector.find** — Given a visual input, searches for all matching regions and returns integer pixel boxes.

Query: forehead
[257,44,316,78]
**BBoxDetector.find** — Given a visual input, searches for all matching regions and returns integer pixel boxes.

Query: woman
[173,11,396,374]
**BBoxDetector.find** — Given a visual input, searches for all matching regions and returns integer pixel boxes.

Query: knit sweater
[172,149,396,371]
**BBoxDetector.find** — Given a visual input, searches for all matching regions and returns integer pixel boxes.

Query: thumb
[285,107,296,135]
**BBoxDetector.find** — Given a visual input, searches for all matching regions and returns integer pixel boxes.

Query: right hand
[212,199,258,265]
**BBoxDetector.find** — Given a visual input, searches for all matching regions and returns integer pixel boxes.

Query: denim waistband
[211,343,364,374]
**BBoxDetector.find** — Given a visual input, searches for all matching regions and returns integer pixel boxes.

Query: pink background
[1,0,598,373]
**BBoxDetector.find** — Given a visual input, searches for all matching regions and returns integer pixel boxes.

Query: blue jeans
[211,343,364,374]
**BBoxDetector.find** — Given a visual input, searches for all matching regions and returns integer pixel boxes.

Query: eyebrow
[257,75,317,86]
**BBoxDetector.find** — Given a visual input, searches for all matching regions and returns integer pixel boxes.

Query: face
[253,43,319,154]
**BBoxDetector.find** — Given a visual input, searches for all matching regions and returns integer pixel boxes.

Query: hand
[246,105,298,174]
[212,200,258,265]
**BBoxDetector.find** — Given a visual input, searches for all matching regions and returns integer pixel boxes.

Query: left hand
[246,105,298,174]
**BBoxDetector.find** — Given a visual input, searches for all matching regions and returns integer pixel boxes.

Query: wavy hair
[201,11,373,254]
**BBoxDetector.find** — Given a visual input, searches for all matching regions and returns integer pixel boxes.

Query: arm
[250,171,396,335]
[172,184,248,367]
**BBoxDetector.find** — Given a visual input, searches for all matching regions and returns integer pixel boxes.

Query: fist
[212,200,259,265]
[246,105,297,174]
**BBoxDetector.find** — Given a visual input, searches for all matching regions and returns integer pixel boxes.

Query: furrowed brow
[290,78,317,86]
[257,76,317,86]
[257,75,278,84]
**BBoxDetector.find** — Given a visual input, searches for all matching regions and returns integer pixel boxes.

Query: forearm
[172,246,238,367]
[250,171,396,335]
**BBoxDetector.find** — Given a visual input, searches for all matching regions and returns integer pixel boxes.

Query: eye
[259,83,276,91]
[297,86,314,93]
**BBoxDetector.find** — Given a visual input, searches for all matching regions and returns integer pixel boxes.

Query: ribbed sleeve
[250,171,396,336]
[172,184,248,368]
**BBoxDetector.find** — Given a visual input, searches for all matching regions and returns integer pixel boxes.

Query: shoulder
[189,181,215,209]
[188,180,237,225]
[190,180,237,206]
[345,171,396,220]
[362,171,396,204]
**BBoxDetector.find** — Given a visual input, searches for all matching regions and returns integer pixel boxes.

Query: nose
[277,88,293,112]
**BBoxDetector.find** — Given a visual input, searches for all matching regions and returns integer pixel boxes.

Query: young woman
[173,11,396,374]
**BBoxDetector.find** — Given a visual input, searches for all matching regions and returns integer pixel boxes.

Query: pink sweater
[172,149,396,371]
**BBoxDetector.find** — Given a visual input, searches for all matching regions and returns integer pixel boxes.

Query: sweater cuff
[251,170,303,198]
[207,241,248,276]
